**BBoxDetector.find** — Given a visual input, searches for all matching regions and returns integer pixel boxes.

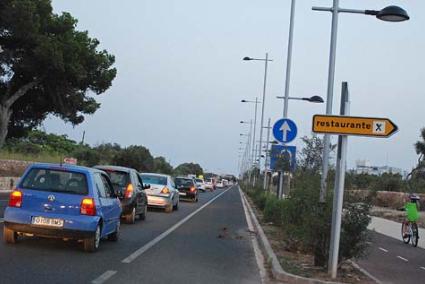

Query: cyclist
[403,194,420,238]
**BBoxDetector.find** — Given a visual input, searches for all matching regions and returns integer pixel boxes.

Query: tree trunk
[0,104,12,148]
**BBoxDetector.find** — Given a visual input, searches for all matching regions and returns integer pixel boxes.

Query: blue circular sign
[272,118,297,143]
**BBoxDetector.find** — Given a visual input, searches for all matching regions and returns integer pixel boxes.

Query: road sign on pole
[270,145,296,172]
[312,115,398,138]
[272,118,298,143]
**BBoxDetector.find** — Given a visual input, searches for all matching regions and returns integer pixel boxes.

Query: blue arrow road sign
[272,118,297,143]
[270,144,296,172]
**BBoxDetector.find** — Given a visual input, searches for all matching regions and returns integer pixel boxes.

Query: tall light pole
[275,95,325,198]
[283,0,296,118]
[263,118,272,191]
[243,55,272,173]
[312,2,409,278]
[241,98,262,182]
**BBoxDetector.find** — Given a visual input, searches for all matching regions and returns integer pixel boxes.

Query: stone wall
[0,159,32,177]
[0,177,20,191]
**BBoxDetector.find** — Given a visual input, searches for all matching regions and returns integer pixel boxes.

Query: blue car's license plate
[32,216,64,228]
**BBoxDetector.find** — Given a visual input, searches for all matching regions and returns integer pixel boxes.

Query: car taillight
[190,186,196,192]
[80,198,96,216]
[125,184,134,199]
[9,190,22,208]
[161,187,170,194]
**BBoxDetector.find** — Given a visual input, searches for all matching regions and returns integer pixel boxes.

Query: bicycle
[401,220,419,247]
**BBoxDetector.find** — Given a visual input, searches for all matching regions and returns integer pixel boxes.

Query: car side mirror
[143,184,151,190]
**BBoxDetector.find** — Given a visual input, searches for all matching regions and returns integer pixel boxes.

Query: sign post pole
[328,82,349,277]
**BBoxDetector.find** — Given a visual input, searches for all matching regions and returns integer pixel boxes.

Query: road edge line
[91,270,117,284]
[238,186,267,284]
[350,261,382,284]
[121,186,234,264]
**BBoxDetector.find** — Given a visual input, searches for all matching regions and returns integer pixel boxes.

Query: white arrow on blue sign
[272,118,297,143]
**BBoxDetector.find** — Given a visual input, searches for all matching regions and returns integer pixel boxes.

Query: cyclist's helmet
[409,194,420,202]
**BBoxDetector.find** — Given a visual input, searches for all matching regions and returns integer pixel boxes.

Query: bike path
[369,216,425,249]
[357,231,425,284]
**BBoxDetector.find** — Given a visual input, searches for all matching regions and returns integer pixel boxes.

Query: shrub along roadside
[243,172,371,268]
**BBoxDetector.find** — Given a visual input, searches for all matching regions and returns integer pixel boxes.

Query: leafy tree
[153,156,173,174]
[4,129,78,155]
[298,135,324,174]
[173,162,203,176]
[92,143,121,164]
[112,145,154,172]
[0,0,116,147]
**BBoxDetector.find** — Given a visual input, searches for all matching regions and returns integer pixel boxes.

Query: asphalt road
[357,231,425,284]
[0,185,262,284]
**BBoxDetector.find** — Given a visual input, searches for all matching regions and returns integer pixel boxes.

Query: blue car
[3,163,122,252]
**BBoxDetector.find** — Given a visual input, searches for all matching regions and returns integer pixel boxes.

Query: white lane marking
[379,247,388,253]
[420,266,425,271]
[91,270,117,284]
[239,187,266,284]
[121,185,234,264]
[397,256,408,262]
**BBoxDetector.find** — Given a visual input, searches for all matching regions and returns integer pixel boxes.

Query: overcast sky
[47,0,424,175]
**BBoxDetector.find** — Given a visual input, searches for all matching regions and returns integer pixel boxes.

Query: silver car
[139,173,179,213]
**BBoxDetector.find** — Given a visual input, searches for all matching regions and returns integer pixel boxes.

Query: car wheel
[3,226,17,244]
[165,203,173,213]
[140,204,147,221]
[125,207,136,224]
[84,224,101,252]
[108,221,120,242]
[173,199,179,211]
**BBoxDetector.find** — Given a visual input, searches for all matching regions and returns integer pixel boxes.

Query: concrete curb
[239,188,344,284]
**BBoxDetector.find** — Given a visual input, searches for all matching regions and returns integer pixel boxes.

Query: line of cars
[2,162,227,252]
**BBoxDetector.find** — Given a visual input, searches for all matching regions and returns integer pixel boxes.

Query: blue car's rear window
[21,168,88,195]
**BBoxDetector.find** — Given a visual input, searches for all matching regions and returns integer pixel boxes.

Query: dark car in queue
[94,166,148,224]
[175,177,199,202]
[3,163,121,252]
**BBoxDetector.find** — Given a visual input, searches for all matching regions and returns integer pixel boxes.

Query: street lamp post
[263,118,272,191]
[241,98,262,184]
[243,55,272,176]
[312,1,409,278]
[275,95,324,198]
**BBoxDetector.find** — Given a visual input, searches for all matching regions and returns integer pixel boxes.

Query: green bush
[243,171,371,266]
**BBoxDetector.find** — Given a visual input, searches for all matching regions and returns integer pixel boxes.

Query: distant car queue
[2,162,230,252]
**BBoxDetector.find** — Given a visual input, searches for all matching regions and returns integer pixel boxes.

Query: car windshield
[175,178,194,186]
[105,170,129,188]
[141,174,167,185]
[195,179,203,183]
[21,168,88,195]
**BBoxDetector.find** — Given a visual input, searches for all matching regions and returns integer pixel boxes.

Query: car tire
[3,226,17,244]
[140,204,147,221]
[108,221,120,242]
[84,225,101,252]
[125,207,136,224]
[173,199,179,211]
[165,204,173,213]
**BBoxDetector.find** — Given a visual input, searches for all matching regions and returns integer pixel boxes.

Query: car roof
[94,165,135,173]
[28,163,96,174]
[175,176,193,180]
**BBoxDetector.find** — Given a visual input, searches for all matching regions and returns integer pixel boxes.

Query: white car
[205,178,214,190]
[139,173,179,213]
[216,180,224,188]
[195,178,206,192]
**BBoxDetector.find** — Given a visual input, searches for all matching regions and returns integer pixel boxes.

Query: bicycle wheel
[411,223,419,247]
[402,222,410,244]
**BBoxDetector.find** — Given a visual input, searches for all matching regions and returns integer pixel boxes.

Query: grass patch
[0,150,63,163]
